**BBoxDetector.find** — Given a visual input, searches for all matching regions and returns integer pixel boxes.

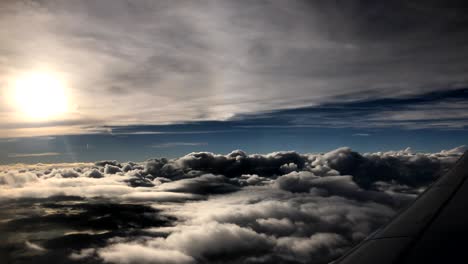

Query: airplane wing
[334,152,468,264]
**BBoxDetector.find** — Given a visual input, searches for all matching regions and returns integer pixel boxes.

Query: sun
[11,72,69,120]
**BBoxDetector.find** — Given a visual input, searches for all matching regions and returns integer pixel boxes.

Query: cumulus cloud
[318,147,454,188]
[276,233,348,262]
[441,145,468,155]
[149,222,274,260]
[0,171,38,187]
[157,174,239,195]
[86,169,104,178]
[0,147,464,264]
[275,171,319,193]
[104,164,122,174]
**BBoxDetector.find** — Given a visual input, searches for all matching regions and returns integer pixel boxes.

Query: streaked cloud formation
[151,142,207,148]
[0,146,464,263]
[1,0,468,137]
[7,152,61,158]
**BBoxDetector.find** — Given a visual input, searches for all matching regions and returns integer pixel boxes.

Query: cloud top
[0,147,463,263]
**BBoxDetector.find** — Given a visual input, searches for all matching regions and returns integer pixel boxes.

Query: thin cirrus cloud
[151,142,208,148]
[0,146,464,263]
[352,133,371,137]
[7,152,62,158]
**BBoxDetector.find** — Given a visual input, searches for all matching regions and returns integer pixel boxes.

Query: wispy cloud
[114,131,231,135]
[25,241,47,252]
[229,88,468,130]
[0,138,18,143]
[352,133,371,137]
[8,152,62,158]
[151,142,208,148]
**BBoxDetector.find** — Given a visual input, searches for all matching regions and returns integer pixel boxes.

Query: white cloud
[7,152,61,158]
[0,147,464,264]
[276,233,348,261]
[148,222,275,259]
[98,244,195,264]
[440,145,468,155]
[25,240,47,252]
[70,248,96,260]
[151,142,208,148]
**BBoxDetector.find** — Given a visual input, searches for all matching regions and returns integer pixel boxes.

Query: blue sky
[1,124,466,164]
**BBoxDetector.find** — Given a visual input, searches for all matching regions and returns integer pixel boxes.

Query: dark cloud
[0,200,175,264]
[98,244,195,264]
[142,147,455,192]
[145,150,306,179]
[323,147,452,188]
[86,169,103,178]
[103,164,121,175]
[157,174,239,195]
[60,169,81,178]
[95,161,121,167]
[2,203,172,233]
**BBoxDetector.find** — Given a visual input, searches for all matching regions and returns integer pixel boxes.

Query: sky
[2,2,468,263]
[1,0,468,163]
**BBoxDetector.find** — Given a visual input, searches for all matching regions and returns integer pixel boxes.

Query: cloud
[157,174,239,195]
[104,164,122,174]
[276,233,348,262]
[95,160,121,167]
[69,248,96,260]
[99,244,195,264]
[318,147,453,188]
[275,171,319,193]
[352,133,370,137]
[1,1,468,136]
[148,222,275,260]
[173,150,307,178]
[0,147,464,264]
[7,152,61,158]
[121,192,202,202]
[0,138,18,143]
[151,142,208,148]
[441,145,468,155]
[85,169,103,178]
[25,240,47,252]
[0,171,38,187]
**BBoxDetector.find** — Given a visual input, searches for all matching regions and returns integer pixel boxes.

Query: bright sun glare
[11,72,68,120]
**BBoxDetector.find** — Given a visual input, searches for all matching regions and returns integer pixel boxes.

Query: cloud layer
[1,0,468,136]
[0,146,464,263]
